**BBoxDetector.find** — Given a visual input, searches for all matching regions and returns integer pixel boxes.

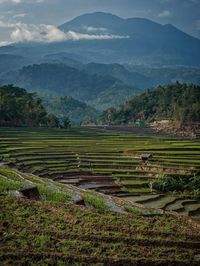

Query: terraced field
[0,127,200,218]
[1,167,200,265]
[1,196,200,265]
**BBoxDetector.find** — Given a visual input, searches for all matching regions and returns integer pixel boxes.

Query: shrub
[152,174,200,198]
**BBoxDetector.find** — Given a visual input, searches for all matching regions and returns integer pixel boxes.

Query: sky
[0,0,200,46]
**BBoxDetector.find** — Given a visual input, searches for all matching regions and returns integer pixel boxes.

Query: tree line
[100,82,200,125]
[0,85,71,128]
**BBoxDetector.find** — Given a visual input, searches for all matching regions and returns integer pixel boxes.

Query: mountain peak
[59,12,123,32]
[78,11,122,19]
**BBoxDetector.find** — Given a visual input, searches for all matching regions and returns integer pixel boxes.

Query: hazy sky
[0,0,200,46]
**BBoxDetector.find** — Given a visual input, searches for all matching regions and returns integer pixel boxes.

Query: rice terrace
[1,126,200,265]
[1,0,200,264]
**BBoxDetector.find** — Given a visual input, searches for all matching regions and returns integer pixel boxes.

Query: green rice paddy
[0,127,200,218]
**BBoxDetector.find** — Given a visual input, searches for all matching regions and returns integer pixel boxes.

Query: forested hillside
[0,85,47,127]
[100,83,200,125]
[43,96,99,125]
[0,63,139,110]
[0,85,71,127]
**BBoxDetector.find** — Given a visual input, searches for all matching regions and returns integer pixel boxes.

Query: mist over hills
[0,63,140,111]
[0,12,200,124]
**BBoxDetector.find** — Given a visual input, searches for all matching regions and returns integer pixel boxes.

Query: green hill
[43,96,99,125]
[100,83,200,125]
[0,85,47,127]
[0,63,140,110]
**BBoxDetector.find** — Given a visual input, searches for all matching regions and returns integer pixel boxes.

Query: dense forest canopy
[0,85,71,128]
[43,96,99,125]
[1,83,200,128]
[100,83,200,125]
[0,85,47,126]
[0,63,140,110]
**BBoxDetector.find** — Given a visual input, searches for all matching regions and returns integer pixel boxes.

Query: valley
[0,5,200,265]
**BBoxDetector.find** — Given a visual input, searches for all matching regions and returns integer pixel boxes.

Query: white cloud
[10,24,67,42]
[158,10,171,17]
[0,0,45,4]
[0,40,12,46]
[0,20,16,27]
[0,19,129,44]
[66,31,129,41]
[84,26,108,33]
[13,13,27,18]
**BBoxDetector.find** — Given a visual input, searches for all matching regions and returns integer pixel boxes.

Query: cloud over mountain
[0,18,129,44]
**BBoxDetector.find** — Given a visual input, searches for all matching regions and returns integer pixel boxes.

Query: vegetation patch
[0,127,200,218]
[153,174,200,198]
[82,194,110,210]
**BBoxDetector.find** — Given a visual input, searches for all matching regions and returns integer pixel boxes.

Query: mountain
[0,54,33,76]
[87,83,138,111]
[100,82,200,125]
[84,63,200,89]
[43,96,99,125]
[42,53,82,68]
[83,63,150,88]
[0,63,140,110]
[58,12,200,66]
[125,65,200,87]
[59,12,124,33]
[0,12,200,66]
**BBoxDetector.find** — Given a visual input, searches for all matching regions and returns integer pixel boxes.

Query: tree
[102,83,200,126]
[47,114,60,128]
[63,117,71,128]
[0,85,47,127]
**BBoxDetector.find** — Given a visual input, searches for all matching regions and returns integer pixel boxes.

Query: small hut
[141,154,152,163]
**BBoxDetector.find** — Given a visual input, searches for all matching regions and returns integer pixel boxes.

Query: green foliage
[100,82,200,125]
[1,127,200,215]
[0,85,47,127]
[47,113,60,128]
[0,166,71,203]
[152,174,200,198]
[35,235,51,248]
[124,206,143,215]
[43,96,98,125]
[99,107,118,125]
[83,194,109,210]
[63,117,71,128]
[2,63,139,111]
[0,178,22,193]
[38,186,70,203]
[0,85,72,128]
[2,193,200,265]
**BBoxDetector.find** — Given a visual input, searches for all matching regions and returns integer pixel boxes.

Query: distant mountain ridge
[58,12,200,66]
[43,96,99,125]
[0,63,140,110]
[0,12,200,120]
[83,63,150,88]
[1,61,200,112]
[0,12,199,66]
